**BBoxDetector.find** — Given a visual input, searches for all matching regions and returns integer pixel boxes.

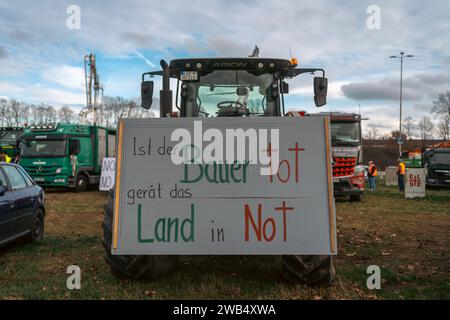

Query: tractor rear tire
[282,255,335,286]
[102,190,178,281]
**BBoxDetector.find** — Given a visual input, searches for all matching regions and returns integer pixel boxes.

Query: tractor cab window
[182,70,277,117]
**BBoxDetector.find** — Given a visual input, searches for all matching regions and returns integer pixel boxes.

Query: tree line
[0,96,156,128]
[364,91,450,141]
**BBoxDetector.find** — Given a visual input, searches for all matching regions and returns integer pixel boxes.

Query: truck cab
[19,124,115,191]
[288,112,365,200]
[423,146,450,187]
[329,113,365,200]
[402,142,450,187]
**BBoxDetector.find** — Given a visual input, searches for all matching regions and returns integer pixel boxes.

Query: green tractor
[103,56,335,285]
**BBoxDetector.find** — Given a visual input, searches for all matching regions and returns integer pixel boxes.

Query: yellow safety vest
[397,162,405,175]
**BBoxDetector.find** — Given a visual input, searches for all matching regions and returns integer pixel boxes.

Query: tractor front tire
[102,190,178,281]
[282,255,335,286]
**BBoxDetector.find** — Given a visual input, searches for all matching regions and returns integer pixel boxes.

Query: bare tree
[418,116,435,141]
[437,116,449,140]
[21,103,31,126]
[33,104,46,124]
[365,126,379,140]
[431,91,450,120]
[58,106,75,123]
[44,105,57,123]
[9,99,21,127]
[390,130,408,142]
[0,98,7,127]
[402,116,416,139]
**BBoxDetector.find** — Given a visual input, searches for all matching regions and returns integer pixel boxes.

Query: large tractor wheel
[102,190,178,280]
[282,255,335,286]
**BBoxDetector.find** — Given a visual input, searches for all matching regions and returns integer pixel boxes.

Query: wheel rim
[78,177,86,188]
[34,216,42,237]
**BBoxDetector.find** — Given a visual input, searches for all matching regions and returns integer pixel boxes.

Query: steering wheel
[217,101,244,109]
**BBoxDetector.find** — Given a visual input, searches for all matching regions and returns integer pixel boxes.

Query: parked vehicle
[19,123,116,192]
[103,56,334,286]
[402,141,450,187]
[288,112,365,200]
[0,162,45,247]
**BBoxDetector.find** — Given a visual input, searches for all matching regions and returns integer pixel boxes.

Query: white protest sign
[405,168,426,198]
[99,157,116,191]
[112,117,336,255]
[384,166,398,186]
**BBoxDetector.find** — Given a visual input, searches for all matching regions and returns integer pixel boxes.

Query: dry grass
[0,184,449,299]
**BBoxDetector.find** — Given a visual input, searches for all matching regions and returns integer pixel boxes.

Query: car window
[16,166,35,187]
[2,165,28,190]
[0,168,8,189]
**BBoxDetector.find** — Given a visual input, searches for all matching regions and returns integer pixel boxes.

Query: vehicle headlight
[55,168,62,174]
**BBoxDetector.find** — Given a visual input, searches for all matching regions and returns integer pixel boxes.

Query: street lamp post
[390,52,414,157]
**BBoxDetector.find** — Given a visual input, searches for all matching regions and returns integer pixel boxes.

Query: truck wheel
[102,190,178,281]
[29,209,45,243]
[75,174,88,192]
[350,194,363,201]
[282,255,335,286]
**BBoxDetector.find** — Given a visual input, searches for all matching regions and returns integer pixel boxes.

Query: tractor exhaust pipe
[160,59,172,118]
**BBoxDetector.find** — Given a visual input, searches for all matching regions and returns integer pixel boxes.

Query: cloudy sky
[0,0,449,134]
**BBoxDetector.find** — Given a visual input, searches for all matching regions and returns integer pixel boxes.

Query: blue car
[0,162,45,247]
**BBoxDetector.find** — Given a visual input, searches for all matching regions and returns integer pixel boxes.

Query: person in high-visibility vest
[0,152,11,163]
[397,159,406,192]
[368,160,378,191]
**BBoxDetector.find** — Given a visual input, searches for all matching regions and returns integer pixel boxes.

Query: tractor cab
[141,57,328,117]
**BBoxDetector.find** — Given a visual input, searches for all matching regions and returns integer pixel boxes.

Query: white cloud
[31,87,84,105]
[42,65,85,90]
[0,0,449,134]
[291,81,349,100]
[0,81,84,106]
[133,51,156,68]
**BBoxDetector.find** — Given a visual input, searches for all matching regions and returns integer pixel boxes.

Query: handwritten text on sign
[113,117,336,255]
[99,157,116,191]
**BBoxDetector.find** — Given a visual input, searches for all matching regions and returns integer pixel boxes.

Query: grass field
[1,184,449,300]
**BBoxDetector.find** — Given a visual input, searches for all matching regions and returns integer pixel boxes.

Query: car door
[1,164,34,234]
[0,166,17,243]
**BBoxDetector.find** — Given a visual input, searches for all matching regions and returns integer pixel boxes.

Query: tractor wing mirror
[314,77,328,107]
[141,80,154,109]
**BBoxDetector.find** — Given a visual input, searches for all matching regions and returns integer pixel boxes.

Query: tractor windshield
[182,70,277,117]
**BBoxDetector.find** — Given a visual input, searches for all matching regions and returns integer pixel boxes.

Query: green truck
[19,123,116,191]
[0,127,24,160]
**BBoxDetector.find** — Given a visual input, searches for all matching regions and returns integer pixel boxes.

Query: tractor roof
[169,57,293,76]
